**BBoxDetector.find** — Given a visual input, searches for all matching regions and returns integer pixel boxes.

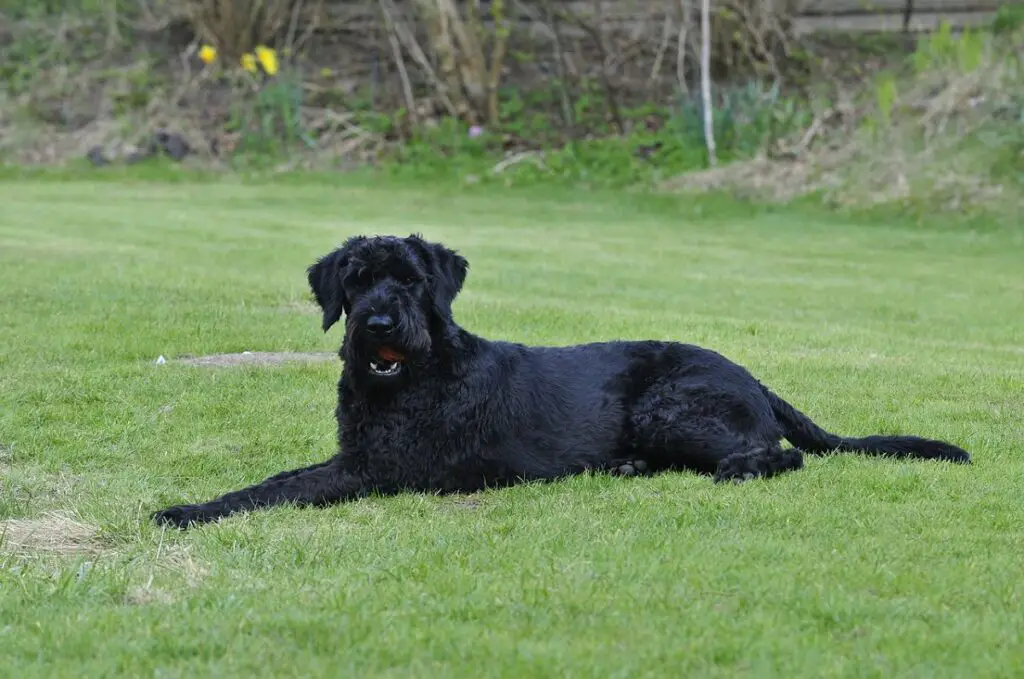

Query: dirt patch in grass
[175,351,336,368]
[125,544,209,606]
[125,586,176,605]
[279,300,320,315]
[0,511,103,555]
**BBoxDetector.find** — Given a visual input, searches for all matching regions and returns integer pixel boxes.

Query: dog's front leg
[152,458,367,529]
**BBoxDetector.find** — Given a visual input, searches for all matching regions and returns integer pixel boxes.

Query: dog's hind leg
[711,445,804,483]
[628,402,803,482]
[152,459,368,529]
[608,459,651,477]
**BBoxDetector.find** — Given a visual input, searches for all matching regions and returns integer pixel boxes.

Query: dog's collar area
[368,360,402,377]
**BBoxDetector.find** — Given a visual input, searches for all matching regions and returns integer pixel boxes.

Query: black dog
[152,234,971,529]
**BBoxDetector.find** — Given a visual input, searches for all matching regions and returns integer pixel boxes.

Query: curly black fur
[152,234,971,529]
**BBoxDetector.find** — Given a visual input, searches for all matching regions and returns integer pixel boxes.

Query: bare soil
[175,351,337,367]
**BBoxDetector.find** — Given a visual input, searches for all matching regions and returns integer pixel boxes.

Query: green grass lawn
[1,177,1022,678]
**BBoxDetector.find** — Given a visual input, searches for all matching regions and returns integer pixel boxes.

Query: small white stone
[155,355,166,365]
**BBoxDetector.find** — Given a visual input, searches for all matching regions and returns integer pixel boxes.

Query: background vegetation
[0,1,1021,211]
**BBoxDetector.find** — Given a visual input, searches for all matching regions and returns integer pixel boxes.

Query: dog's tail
[762,386,971,464]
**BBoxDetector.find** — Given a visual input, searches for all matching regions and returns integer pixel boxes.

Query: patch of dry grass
[663,27,1022,215]
[660,154,838,203]
[0,511,103,556]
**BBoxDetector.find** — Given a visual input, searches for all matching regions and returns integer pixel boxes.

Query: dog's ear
[405,234,469,318]
[307,238,362,332]
[307,250,347,332]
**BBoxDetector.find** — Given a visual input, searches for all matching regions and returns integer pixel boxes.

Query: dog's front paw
[152,504,211,530]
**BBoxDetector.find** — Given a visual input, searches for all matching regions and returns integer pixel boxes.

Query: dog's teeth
[369,360,399,376]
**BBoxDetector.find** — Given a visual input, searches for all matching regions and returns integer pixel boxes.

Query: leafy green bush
[991,2,1024,35]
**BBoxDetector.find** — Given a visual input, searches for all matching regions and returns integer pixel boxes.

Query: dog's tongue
[376,346,405,363]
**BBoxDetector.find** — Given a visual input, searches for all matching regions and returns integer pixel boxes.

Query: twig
[492,150,547,173]
[336,134,380,158]
[700,0,716,167]
[606,38,651,78]
[559,3,625,134]
[173,41,198,108]
[541,0,576,134]
[728,0,785,82]
[379,0,419,125]
[322,108,380,144]
[795,109,832,153]
[282,0,323,56]
[294,0,323,55]
[380,0,459,118]
[131,0,172,31]
[284,0,305,51]
[485,0,511,126]
[648,14,674,90]
[104,0,121,55]
[514,0,576,132]
[772,108,834,159]
[677,0,691,94]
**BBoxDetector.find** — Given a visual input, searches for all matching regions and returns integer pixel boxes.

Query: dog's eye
[344,268,372,289]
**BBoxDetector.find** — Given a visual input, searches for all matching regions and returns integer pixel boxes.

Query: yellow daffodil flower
[240,53,258,74]
[255,45,279,76]
[198,45,217,64]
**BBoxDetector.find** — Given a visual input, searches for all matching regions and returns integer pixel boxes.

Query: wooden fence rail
[800,0,1004,14]
[311,0,1010,35]
[796,0,1009,33]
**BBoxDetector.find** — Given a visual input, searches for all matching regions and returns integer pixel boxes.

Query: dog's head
[306,234,468,385]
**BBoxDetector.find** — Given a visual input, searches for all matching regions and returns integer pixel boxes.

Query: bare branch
[379,0,419,125]
[492,150,547,173]
[381,0,460,118]
[647,14,674,90]
[677,0,692,94]
[559,2,625,134]
[541,0,577,133]
[486,0,512,125]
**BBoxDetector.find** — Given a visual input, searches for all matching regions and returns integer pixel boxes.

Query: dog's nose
[366,315,394,336]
